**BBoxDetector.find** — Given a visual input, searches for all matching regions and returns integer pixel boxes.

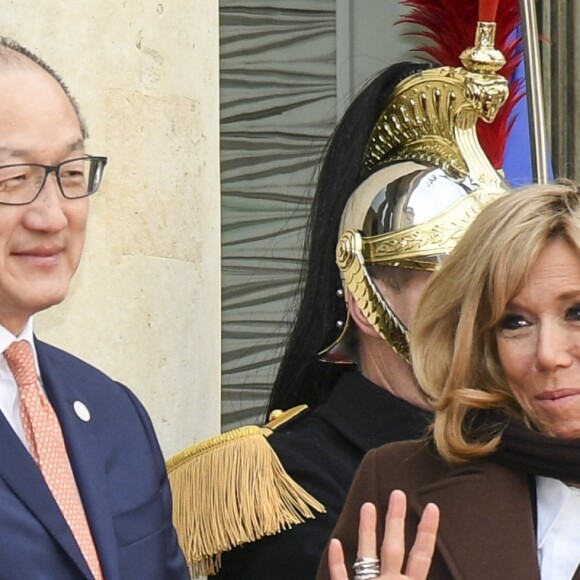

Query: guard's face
[375,268,432,331]
[497,237,580,439]
[368,268,432,410]
[0,66,88,334]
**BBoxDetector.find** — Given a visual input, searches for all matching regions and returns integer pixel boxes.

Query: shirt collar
[0,318,38,372]
[315,371,432,452]
[536,475,573,549]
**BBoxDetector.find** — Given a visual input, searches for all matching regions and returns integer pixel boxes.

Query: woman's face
[496,237,580,438]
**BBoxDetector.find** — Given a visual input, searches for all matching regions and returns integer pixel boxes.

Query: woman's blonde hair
[411,183,580,463]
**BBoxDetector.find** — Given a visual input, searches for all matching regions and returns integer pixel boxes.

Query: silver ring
[353,557,380,580]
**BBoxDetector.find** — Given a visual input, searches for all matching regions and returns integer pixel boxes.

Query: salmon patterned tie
[4,340,103,580]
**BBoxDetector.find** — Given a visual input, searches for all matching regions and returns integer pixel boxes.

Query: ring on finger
[353,557,380,580]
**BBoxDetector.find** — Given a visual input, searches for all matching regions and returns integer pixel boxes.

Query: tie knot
[4,340,37,388]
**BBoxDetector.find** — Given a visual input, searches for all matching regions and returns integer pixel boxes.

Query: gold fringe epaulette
[166,405,326,577]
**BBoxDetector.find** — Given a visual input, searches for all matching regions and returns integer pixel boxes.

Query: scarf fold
[480,410,580,481]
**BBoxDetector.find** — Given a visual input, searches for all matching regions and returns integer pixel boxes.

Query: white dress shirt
[537,475,580,579]
[0,318,40,448]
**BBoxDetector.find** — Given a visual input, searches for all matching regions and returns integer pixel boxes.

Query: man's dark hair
[0,37,88,138]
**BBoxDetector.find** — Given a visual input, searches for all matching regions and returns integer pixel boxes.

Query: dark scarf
[480,411,580,481]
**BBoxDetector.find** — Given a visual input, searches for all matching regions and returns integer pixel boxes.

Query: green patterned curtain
[220,1,337,430]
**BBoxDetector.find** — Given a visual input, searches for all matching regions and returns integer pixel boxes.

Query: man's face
[356,268,432,409]
[0,66,88,334]
[378,268,432,408]
[377,267,432,330]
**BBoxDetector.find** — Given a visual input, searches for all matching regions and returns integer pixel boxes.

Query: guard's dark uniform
[215,371,431,579]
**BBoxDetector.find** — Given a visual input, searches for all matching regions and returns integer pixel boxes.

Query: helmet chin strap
[338,229,411,363]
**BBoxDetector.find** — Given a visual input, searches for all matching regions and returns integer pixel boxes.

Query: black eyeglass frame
[0,155,108,206]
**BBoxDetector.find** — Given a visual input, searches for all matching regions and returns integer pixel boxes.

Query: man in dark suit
[0,38,188,579]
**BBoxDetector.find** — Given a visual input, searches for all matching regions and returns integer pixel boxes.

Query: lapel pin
[73,400,91,422]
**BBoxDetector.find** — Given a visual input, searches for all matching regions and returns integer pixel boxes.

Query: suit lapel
[0,407,93,578]
[411,461,540,580]
[37,341,121,580]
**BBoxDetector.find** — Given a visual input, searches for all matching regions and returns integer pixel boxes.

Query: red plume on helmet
[399,0,524,171]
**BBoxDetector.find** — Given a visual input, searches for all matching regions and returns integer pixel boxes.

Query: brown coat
[317,440,580,580]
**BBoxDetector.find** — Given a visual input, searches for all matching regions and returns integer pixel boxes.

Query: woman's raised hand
[328,490,439,580]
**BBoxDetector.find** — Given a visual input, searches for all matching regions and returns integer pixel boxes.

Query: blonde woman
[319,184,580,580]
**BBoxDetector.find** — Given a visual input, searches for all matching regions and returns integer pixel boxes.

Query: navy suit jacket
[0,339,188,580]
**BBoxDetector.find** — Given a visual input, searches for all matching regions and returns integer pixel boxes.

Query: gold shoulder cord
[166,405,325,576]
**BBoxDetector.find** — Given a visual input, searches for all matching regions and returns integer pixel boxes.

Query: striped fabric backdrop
[220,1,337,430]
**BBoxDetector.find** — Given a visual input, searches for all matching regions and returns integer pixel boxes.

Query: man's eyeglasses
[0,156,108,206]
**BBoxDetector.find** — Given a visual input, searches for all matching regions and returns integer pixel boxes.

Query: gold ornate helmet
[320,1,523,363]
